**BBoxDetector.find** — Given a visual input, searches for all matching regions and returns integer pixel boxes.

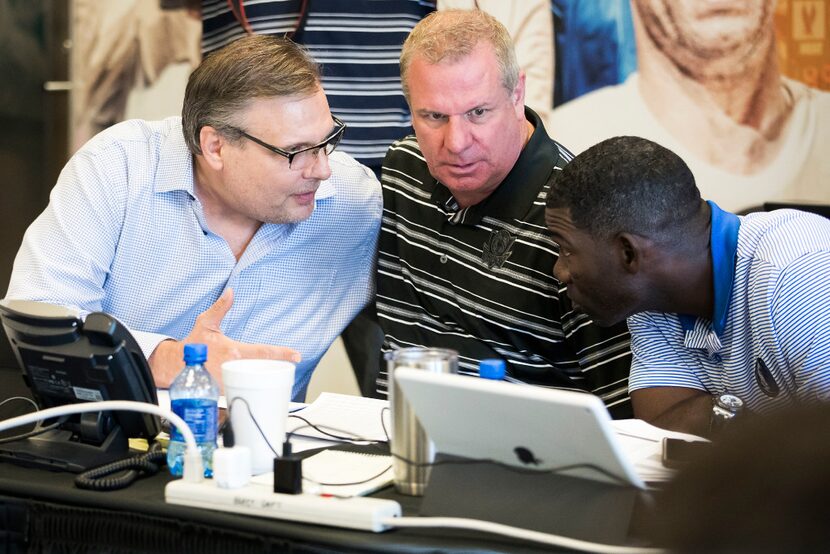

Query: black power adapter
[273,441,302,494]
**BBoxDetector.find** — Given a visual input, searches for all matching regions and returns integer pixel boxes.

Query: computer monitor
[0,299,161,472]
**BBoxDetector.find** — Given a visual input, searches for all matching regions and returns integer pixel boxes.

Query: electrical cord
[303,463,392,489]
[221,404,392,492]
[394,451,631,485]
[0,396,38,411]
[380,406,391,441]
[381,517,666,554]
[0,400,204,483]
[75,442,167,491]
[221,397,280,455]
[0,396,54,444]
[287,415,385,444]
[0,415,68,445]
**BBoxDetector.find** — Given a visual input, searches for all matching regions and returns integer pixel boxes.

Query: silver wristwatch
[710,393,744,433]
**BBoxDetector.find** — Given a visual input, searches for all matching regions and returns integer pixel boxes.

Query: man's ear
[511,71,527,113]
[199,126,225,171]
[616,232,645,274]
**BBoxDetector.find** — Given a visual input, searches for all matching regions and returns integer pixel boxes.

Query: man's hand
[148,289,301,390]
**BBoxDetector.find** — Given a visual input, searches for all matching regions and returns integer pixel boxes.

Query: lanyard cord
[226,0,309,39]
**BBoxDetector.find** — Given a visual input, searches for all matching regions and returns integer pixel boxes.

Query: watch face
[718,394,744,412]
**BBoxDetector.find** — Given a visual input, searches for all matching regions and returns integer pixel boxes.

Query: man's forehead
[242,92,332,140]
[544,207,575,230]
[407,49,506,112]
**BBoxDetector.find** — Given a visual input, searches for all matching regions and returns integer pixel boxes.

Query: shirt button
[440,254,448,264]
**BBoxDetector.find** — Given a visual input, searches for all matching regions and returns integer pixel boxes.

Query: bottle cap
[479,358,506,380]
[183,343,208,364]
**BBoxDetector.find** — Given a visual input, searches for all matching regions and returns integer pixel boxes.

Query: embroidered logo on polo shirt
[482,229,516,269]
[754,357,780,398]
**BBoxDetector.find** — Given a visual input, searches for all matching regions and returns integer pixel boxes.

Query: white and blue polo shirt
[628,201,830,412]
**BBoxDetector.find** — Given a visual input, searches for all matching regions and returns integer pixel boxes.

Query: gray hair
[400,9,520,101]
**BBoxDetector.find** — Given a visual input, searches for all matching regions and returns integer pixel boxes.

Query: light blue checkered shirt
[6,118,382,400]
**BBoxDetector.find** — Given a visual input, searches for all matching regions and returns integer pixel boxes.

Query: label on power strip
[165,479,401,533]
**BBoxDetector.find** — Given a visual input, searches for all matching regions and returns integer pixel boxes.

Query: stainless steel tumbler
[387,347,458,496]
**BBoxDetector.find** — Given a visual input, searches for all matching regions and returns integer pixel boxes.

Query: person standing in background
[201,0,435,177]
[550,0,829,213]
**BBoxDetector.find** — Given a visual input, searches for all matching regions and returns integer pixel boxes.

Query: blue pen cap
[183,343,208,364]
[479,358,506,380]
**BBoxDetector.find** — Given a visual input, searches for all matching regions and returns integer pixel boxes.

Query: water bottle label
[170,398,218,443]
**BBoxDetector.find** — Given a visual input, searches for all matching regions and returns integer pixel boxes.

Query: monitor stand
[420,453,640,545]
[0,413,129,473]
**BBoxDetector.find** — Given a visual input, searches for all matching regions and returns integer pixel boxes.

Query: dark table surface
[0,460,622,553]
[0,366,659,553]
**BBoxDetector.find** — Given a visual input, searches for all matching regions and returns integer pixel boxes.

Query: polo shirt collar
[430,107,559,225]
[679,200,741,337]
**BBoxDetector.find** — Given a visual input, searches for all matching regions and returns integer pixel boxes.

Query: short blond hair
[400,9,519,101]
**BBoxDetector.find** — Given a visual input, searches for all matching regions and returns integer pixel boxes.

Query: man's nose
[443,117,472,154]
[305,149,332,181]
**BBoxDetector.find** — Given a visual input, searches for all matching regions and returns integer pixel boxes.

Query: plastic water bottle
[478,358,506,380]
[167,343,219,477]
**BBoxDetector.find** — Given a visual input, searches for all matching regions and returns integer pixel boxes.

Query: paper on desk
[251,449,393,497]
[286,392,390,443]
[612,419,708,483]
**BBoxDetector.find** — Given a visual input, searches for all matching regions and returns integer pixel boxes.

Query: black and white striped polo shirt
[376,108,633,418]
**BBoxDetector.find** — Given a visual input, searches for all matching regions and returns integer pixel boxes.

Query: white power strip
[165,479,402,532]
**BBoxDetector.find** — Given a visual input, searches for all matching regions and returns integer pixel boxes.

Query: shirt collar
[155,121,196,196]
[430,107,560,225]
[679,200,741,337]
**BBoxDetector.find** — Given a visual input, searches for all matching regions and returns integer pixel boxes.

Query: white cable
[0,396,39,411]
[382,517,667,554]
[0,400,204,482]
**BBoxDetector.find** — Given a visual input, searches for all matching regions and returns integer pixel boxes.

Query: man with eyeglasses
[5,35,381,400]
[376,10,634,417]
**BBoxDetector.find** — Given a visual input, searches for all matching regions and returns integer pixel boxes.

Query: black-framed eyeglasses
[228,116,346,170]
